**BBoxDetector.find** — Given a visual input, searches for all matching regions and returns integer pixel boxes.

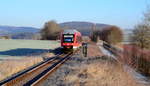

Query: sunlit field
[0,39,60,59]
[0,39,60,81]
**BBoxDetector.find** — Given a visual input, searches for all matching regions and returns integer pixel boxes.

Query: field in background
[0,39,60,81]
[0,39,60,60]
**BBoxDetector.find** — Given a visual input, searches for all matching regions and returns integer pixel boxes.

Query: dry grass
[0,39,59,81]
[87,43,103,57]
[0,57,43,81]
[42,54,146,86]
[65,62,140,86]
[0,51,55,81]
[114,42,123,49]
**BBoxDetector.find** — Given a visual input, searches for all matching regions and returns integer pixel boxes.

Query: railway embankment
[41,43,146,86]
[98,42,150,86]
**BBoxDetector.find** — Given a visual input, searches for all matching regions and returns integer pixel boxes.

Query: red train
[61,29,82,50]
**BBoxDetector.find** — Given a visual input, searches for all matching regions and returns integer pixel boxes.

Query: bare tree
[41,20,62,40]
[90,24,99,42]
[98,26,123,44]
[107,26,123,44]
[131,24,150,49]
[129,8,150,75]
[131,9,150,49]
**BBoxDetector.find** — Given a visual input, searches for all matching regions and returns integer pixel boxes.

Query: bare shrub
[92,26,123,44]
[107,26,123,44]
[123,44,150,76]
[100,26,123,44]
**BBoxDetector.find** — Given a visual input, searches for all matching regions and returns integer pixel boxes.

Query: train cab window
[63,34,74,43]
[64,38,73,42]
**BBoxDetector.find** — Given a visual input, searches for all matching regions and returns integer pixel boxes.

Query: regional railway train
[61,29,82,50]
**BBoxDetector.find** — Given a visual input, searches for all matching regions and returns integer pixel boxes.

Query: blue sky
[0,0,149,29]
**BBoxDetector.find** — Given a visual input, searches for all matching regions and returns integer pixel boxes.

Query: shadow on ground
[0,47,62,57]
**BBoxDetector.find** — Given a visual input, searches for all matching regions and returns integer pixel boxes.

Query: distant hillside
[0,21,111,39]
[60,21,110,36]
[0,26,39,36]
[0,26,40,39]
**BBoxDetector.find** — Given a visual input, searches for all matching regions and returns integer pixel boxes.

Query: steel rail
[0,54,64,86]
[24,52,74,86]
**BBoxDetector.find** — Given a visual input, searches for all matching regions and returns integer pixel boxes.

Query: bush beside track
[103,41,150,77]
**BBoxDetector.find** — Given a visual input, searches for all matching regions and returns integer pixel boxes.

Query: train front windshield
[63,34,74,43]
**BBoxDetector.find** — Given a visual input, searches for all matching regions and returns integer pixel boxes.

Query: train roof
[63,29,80,34]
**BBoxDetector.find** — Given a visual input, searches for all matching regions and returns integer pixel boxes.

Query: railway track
[0,50,78,86]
